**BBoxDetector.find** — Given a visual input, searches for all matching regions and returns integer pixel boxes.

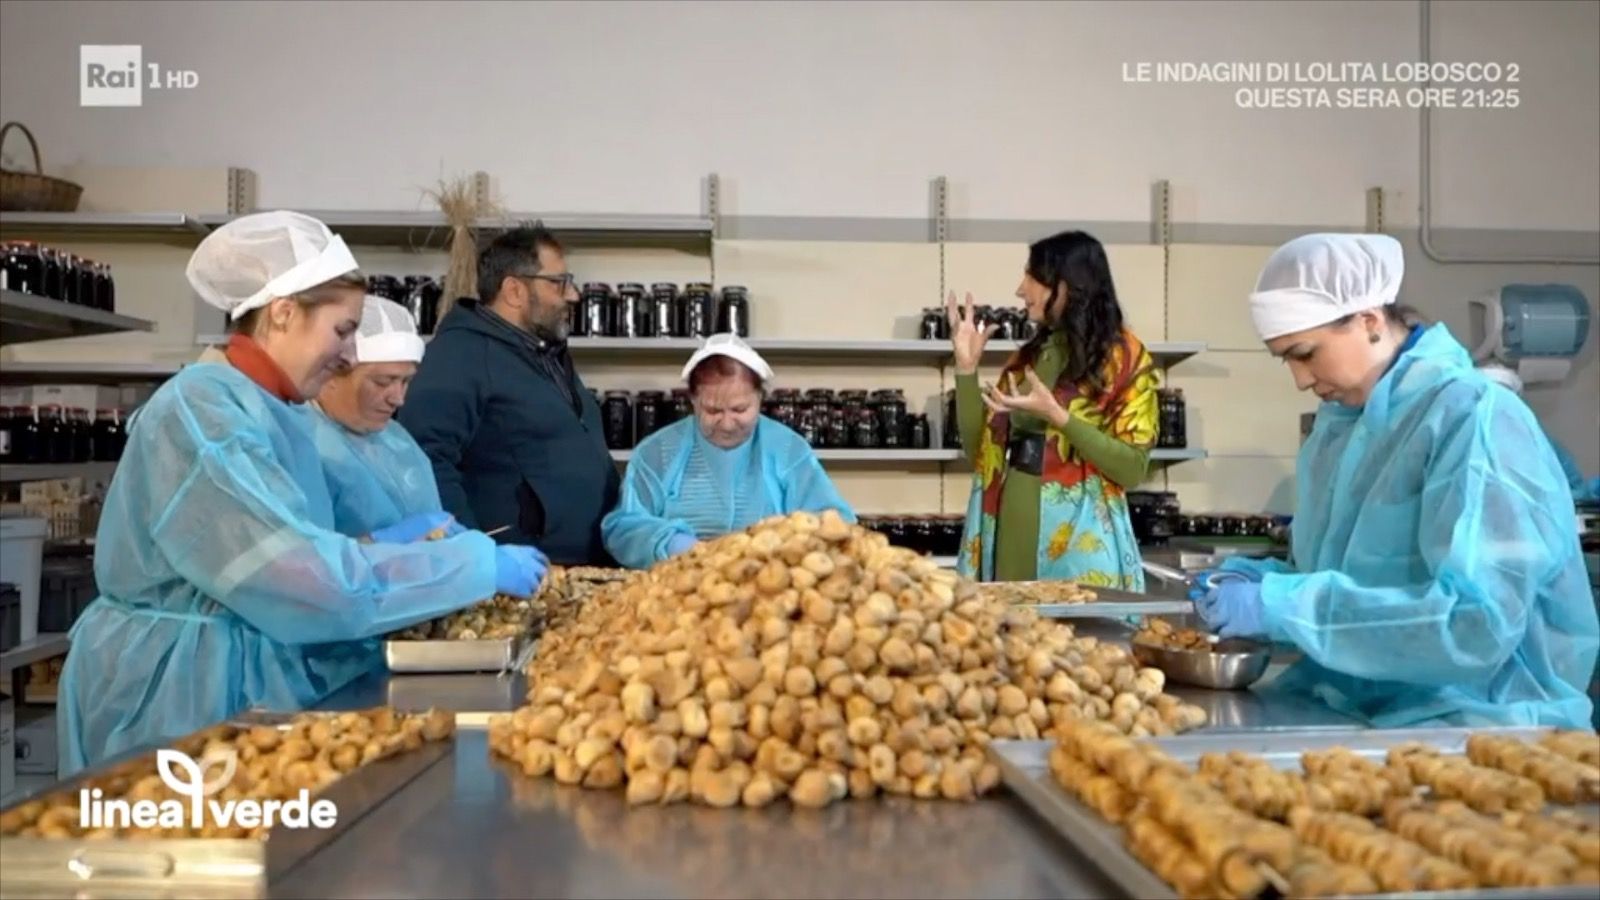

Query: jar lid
[650,282,679,292]
[684,282,713,293]
[604,390,632,397]
[583,282,612,293]
[720,285,748,294]
[617,283,645,293]
[636,389,666,398]
[10,239,40,248]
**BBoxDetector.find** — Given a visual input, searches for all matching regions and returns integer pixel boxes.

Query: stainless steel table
[272,657,1361,899]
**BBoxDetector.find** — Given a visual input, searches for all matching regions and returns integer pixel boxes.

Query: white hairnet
[1249,233,1405,341]
[354,295,426,364]
[1479,363,1523,395]
[681,333,775,385]
[187,210,360,321]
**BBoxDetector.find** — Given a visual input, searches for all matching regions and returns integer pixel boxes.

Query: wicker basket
[0,121,83,212]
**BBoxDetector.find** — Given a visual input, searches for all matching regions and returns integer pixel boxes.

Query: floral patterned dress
[956,328,1159,589]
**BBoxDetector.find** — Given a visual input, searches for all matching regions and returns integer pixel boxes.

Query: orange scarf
[225,334,302,403]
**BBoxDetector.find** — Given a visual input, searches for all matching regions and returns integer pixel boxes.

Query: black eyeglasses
[518,273,577,296]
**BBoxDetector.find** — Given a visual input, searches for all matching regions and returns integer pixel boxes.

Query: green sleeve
[955,372,988,469]
[1059,414,1150,488]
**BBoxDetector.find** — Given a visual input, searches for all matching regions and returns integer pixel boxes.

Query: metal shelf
[0,461,119,483]
[0,633,70,676]
[567,338,1207,365]
[0,360,184,382]
[0,211,209,239]
[197,211,714,249]
[1,290,156,346]
[612,448,959,464]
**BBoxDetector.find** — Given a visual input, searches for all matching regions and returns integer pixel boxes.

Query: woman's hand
[946,291,997,375]
[982,368,1070,428]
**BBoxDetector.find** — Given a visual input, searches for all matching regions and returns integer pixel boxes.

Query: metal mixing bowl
[1130,637,1272,690]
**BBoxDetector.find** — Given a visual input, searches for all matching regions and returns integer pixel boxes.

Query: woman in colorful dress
[951,230,1159,589]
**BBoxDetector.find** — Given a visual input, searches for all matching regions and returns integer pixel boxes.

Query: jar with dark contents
[839,389,869,416]
[796,409,823,447]
[1,241,44,295]
[18,407,42,463]
[920,308,948,340]
[407,277,443,335]
[41,247,65,301]
[650,283,678,337]
[602,391,634,449]
[613,283,646,338]
[75,257,97,307]
[852,408,879,448]
[39,405,68,463]
[826,408,851,449]
[908,414,931,449]
[670,389,693,426]
[60,255,79,305]
[93,409,125,461]
[580,283,611,338]
[679,283,714,338]
[634,390,667,441]
[69,408,93,462]
[97,262,116,313]
[943,389,961,448]
[716,285,751,337]
[872,388,907,448]
[0,407,13,462]
[366,275,405,303]
[771,389,800,430]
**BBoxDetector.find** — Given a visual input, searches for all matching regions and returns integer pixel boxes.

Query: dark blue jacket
[397,299,619,565]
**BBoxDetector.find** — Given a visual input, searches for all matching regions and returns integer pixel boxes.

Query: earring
[1368,332,1381,344]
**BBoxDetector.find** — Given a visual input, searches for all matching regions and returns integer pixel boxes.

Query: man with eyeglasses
[398,223,621,565]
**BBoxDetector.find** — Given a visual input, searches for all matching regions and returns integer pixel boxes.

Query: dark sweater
[396,299,619,565]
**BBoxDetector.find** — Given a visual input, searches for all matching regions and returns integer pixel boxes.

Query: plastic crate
[0,582,19,653]
[36,558,96,634]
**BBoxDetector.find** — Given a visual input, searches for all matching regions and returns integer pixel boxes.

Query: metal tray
[0,714,454,898]
[385,673,524,728]
[1029,586,1195,619]
[383,635,528,673]
[991,727,1600,900]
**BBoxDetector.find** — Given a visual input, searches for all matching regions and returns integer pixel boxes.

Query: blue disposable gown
[308,405,443,536]
[58,364,498,775]
[602,416,856,569]
[1235,324,1597,729]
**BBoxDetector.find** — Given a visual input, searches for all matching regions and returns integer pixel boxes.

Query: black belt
[1006,433,1046,476]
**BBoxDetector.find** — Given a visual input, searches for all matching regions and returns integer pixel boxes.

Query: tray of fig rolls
[990,723,1599,899]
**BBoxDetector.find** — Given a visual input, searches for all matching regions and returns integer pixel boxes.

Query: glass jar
[69,408,92,462]
[919,308,948,341]
[650,283,678,338]
[41,247,65,301]
[679,283,714,338]
[39,405,68,463]
[670,388,693,425]
[60,255,79,305]
[0,407,12,462]
[74,256,96,307]
[826,408,851,449]
[839,389,869,416]
[771,389,801,430]
[1,241,45,295]
[98,262,116,313]
[716,285,750,337]
[872,388,907,448]
[613,283,647,339]
[939,515,963,555]
[852,408,879,448]
[796,409,823,447]
[908,414,931,449]
[18,406,42,463]
[602,391,635,449]
[990,308,1015,340]
[93,409,125,461]
[634,390,667,441]
[366,275,406,303]
[943,389,961,448]
[579,283,612,338]
[912,517,938,555]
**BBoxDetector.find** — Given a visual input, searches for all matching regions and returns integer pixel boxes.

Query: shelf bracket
[1365,187,1385,233]
[931,175,949,302]
[227,168,258,215]
[1153,179,1171,341]
[704,172,721,284]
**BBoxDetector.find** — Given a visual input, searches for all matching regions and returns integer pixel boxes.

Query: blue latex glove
[1197,581,1267,638]
[1185,568,1250,601]
[369,511,457,544]
[666,533,698,559]
[494,545,549,597]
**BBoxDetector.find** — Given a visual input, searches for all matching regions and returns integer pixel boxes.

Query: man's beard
[527,305,570,342]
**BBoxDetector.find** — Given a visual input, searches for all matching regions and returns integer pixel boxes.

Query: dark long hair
[1017,230,1125,392]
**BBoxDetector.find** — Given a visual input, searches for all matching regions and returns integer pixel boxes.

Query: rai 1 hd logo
[80,45,199,107]
[78,747,337,832]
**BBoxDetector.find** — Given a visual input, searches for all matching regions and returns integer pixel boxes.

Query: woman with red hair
[602,334,855,568]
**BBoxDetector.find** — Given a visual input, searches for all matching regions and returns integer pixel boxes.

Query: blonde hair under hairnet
[1249,233,1405,341]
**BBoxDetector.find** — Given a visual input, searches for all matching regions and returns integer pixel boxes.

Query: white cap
[1249,233,1405,341]
[187,210,360,321]
[354,295,426,364]
[680,333,775,385]
[1479,363,1523,395]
